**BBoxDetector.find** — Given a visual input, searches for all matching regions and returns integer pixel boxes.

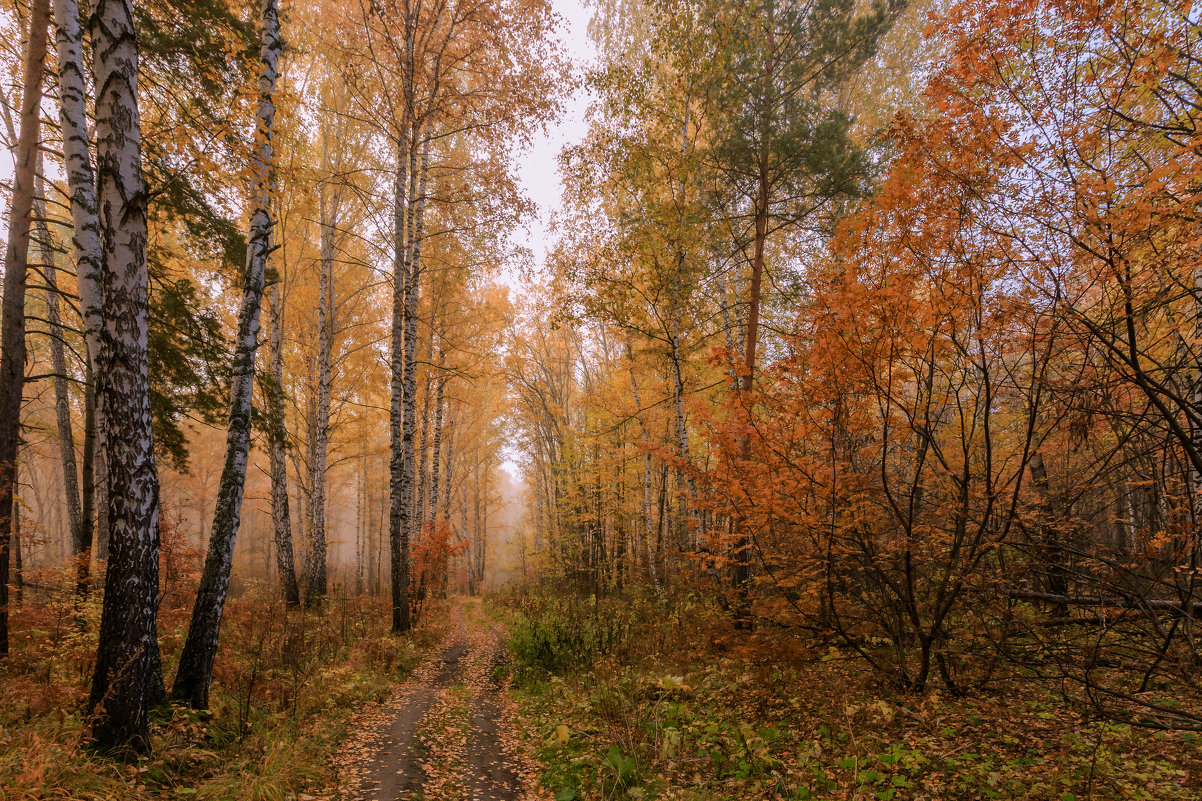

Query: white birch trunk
[305,163,339,604]
[171,0,280,709]
[389,126,413,633]
[397,142,431,617]
[266,278,300,605]
[35,194,84,556]
[86,0,162,750]
[428,340,446,523]
[53,0,107,566]
[625,344,659,591]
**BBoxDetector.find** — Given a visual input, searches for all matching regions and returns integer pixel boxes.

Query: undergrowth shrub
[0,564,443,799]
[505,594,631,678]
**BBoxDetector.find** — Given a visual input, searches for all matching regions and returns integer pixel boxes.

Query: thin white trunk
[389,123,413,633]
[625,344,659,591]
[306,158,339,604]
[428,339,446,523]
[416,333,434,539]
[171,0,280,709]
[35,189,84,555]
[266,278,299,605]
[670,325,703,550]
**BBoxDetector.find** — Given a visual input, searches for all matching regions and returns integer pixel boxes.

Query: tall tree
[87,0,163,751]
[265,274,300,605]
[303,137,342,604]
[53,0,106,588]
[33,185,85,577]
[701,0,895,599]
[393,141,431,631]
[172,0,282,709]
[0,0,50,658]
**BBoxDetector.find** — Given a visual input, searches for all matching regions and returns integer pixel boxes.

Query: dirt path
[339,599,535,801]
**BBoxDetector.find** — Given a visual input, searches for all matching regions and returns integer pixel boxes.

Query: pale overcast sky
[510,0,596,282]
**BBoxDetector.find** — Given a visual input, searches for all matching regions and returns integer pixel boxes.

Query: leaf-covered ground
[496,594,1202,801]
[7,583,1199,800]
[0,579,442,800]
[338,597,545,801]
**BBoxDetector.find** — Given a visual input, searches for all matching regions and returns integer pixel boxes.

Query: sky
[509,0,597,281]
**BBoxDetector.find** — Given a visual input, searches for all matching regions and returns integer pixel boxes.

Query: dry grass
[0,566,446,800]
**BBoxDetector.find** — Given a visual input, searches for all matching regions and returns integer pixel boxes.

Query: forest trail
[339,599,531,801]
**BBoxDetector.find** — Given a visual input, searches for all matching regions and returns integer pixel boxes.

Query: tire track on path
[339,599,538,801]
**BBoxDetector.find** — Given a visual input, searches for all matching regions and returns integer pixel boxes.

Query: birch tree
[33,187,84,578]
[171,0,282,709]
[53,0,106,589]
[87,0,163,752]
[265,275,300,605]
[303,137,342,604]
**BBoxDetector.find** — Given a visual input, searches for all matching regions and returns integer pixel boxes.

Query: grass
[493,589,1202,801]
[0,567,447,800]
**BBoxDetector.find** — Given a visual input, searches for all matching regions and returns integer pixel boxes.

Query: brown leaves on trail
[334,624,457,799]
[415,684,471,799]
[337,598,542,801]
[497,677,551,801]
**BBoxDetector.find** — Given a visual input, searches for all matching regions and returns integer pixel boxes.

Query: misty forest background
[2,0,1202,798]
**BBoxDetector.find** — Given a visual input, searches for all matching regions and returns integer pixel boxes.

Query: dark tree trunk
[730,172,768,623]
[12,478,21,603]
[0,0,49,658]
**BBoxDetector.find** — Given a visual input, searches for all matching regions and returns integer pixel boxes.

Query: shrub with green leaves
[506,597,629,678]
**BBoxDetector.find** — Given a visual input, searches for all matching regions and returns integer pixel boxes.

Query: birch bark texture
[0,0,50,658]
[391,140,431,633]
[172,0,280,709]
[428,338,447,523]
[53,0,107,574]
[34,195,84,562]
[388,127,412,634]
[87,0,162,751]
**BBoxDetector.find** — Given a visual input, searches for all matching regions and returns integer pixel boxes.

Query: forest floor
[0,576,443,799]
[494,591,1202,801]
[337,597,542,801]
[5,583,1202,800]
